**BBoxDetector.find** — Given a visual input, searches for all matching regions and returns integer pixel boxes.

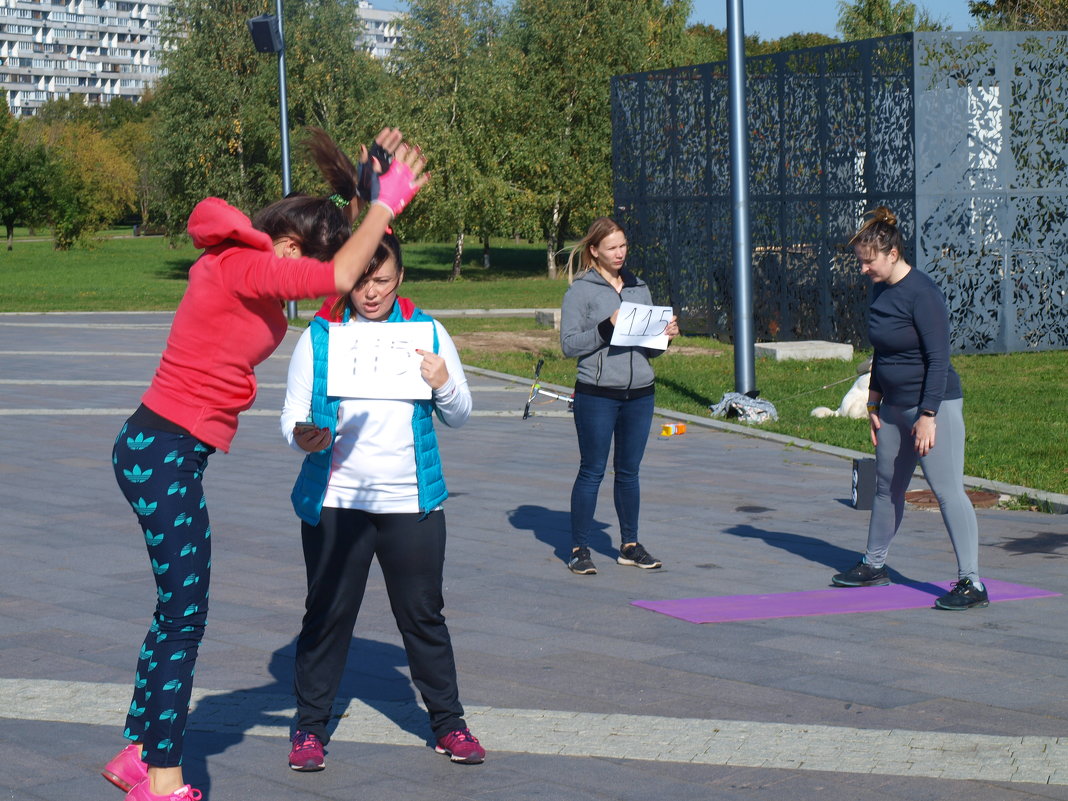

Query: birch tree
[392,0,507,279]
[501,0,690,277]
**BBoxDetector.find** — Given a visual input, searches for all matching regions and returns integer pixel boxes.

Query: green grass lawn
[0,236,197,311]
[0,235,568,313]
[2,234,1064,499]
[291,237,568,312]
[465,342,1068,499]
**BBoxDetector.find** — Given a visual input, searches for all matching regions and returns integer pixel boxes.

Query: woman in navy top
[831,207,987,610]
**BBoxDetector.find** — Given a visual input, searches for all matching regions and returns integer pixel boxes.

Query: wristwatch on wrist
[920,409,936,418]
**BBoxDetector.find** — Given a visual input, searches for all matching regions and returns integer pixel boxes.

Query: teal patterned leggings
[113,417,215,768]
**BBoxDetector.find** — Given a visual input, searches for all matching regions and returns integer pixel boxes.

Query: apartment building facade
[1,0,167,116]
[2,0,403,117]
[356,0,401,60]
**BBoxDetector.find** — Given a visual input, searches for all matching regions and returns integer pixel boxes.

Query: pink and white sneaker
[101,744,147,792]
[434,727,486,764]
[125,780,203,801]
[288,729,326,771]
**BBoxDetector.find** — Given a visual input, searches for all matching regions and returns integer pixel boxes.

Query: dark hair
[329,231,403,319]
[850,206,905,258]
[250,128,360,261]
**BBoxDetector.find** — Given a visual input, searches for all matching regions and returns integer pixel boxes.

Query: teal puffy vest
[290,300,447,524]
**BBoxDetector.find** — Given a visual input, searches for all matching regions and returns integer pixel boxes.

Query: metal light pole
[710,0,777,422]
[248,5,297,319]
[273,0,292,201]
[727,0,755,396]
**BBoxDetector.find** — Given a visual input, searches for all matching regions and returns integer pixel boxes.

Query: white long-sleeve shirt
[280,317,471,514]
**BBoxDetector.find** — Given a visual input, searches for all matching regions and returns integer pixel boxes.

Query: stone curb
[460,364,1068,515]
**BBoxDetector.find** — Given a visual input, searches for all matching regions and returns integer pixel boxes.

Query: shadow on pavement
[508,504,613,564]
[722,522,936,590]
[182,636,428,794]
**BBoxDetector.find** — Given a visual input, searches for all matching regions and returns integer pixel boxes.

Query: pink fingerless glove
[373,161,420,218]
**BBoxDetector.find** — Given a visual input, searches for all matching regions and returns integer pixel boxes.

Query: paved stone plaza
[2,312,1067,801]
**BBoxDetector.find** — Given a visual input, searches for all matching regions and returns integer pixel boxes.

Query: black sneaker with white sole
[831,560,890,587]
[568,547,597,574]
[617,543,662,569]
[935,578,989,610]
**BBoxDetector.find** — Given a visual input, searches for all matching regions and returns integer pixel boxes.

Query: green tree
[150,0,388,236]
[502,0,691,278]
[392,0,509,279]
[0,113,51,249]
[150,0,277,233]
[23,119,136,249]
[837,0,947,39]
[35,95,153,131]
[116,118,162,232]
[969,0,1068,29]
[682,25,838,64]
[756,32,840,54]
[271,0,391,191]
[681,22,730,64]
[54,94,164,232]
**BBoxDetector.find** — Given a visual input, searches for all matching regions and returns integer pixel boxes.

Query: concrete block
[535,309,561,329]
[754,340,853,361]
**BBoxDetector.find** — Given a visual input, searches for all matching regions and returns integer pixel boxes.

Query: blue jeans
[569,391,655,550]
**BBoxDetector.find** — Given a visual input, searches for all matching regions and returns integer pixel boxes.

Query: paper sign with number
[326,322,435,399]
[610,301,673,350]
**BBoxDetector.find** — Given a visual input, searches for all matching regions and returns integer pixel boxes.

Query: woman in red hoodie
[102,128,427,801]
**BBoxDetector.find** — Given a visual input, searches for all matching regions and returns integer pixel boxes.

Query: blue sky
[369,1,977,39]
[687,0,975,38]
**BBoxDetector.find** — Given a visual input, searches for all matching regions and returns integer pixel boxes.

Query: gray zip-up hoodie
[560,268,660,394]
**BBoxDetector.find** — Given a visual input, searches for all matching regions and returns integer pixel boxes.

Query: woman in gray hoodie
[559,217,678,575]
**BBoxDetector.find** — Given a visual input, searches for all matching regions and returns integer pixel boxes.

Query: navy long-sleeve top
[868,268,962,413]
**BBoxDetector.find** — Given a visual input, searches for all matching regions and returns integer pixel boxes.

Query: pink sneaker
[434,728,486,764]
[125,781,202,801]
[102,744,147,792]
[288,730,326,771]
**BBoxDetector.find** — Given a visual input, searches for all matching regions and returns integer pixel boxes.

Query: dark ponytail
[251,128,362,261]
[304,127,360,226]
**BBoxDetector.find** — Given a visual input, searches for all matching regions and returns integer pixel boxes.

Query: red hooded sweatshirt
[140,197,337,452]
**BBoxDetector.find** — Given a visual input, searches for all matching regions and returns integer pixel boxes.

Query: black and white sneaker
[568,547,597,574]
[831,560,890,587]
[935,578,989,610]
[617,543,662,569]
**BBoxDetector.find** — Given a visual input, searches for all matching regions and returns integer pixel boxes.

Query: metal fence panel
[613,31,1068,353]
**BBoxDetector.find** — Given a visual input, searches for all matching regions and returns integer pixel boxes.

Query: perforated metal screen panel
[612,32,1068,353]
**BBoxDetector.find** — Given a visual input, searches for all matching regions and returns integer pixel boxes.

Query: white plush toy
[811,361,872,420]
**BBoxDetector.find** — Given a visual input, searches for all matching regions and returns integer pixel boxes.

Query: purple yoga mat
[632,578,1061,624]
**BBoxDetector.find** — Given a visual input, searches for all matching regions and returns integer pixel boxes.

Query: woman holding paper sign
[560,217,679,575]
[280,231,484,770]
[103,129,426,801]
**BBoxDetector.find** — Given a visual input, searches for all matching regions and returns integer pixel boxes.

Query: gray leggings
[865,398,980,581]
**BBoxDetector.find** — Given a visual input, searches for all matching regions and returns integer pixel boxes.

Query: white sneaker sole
[617,558,662,569]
